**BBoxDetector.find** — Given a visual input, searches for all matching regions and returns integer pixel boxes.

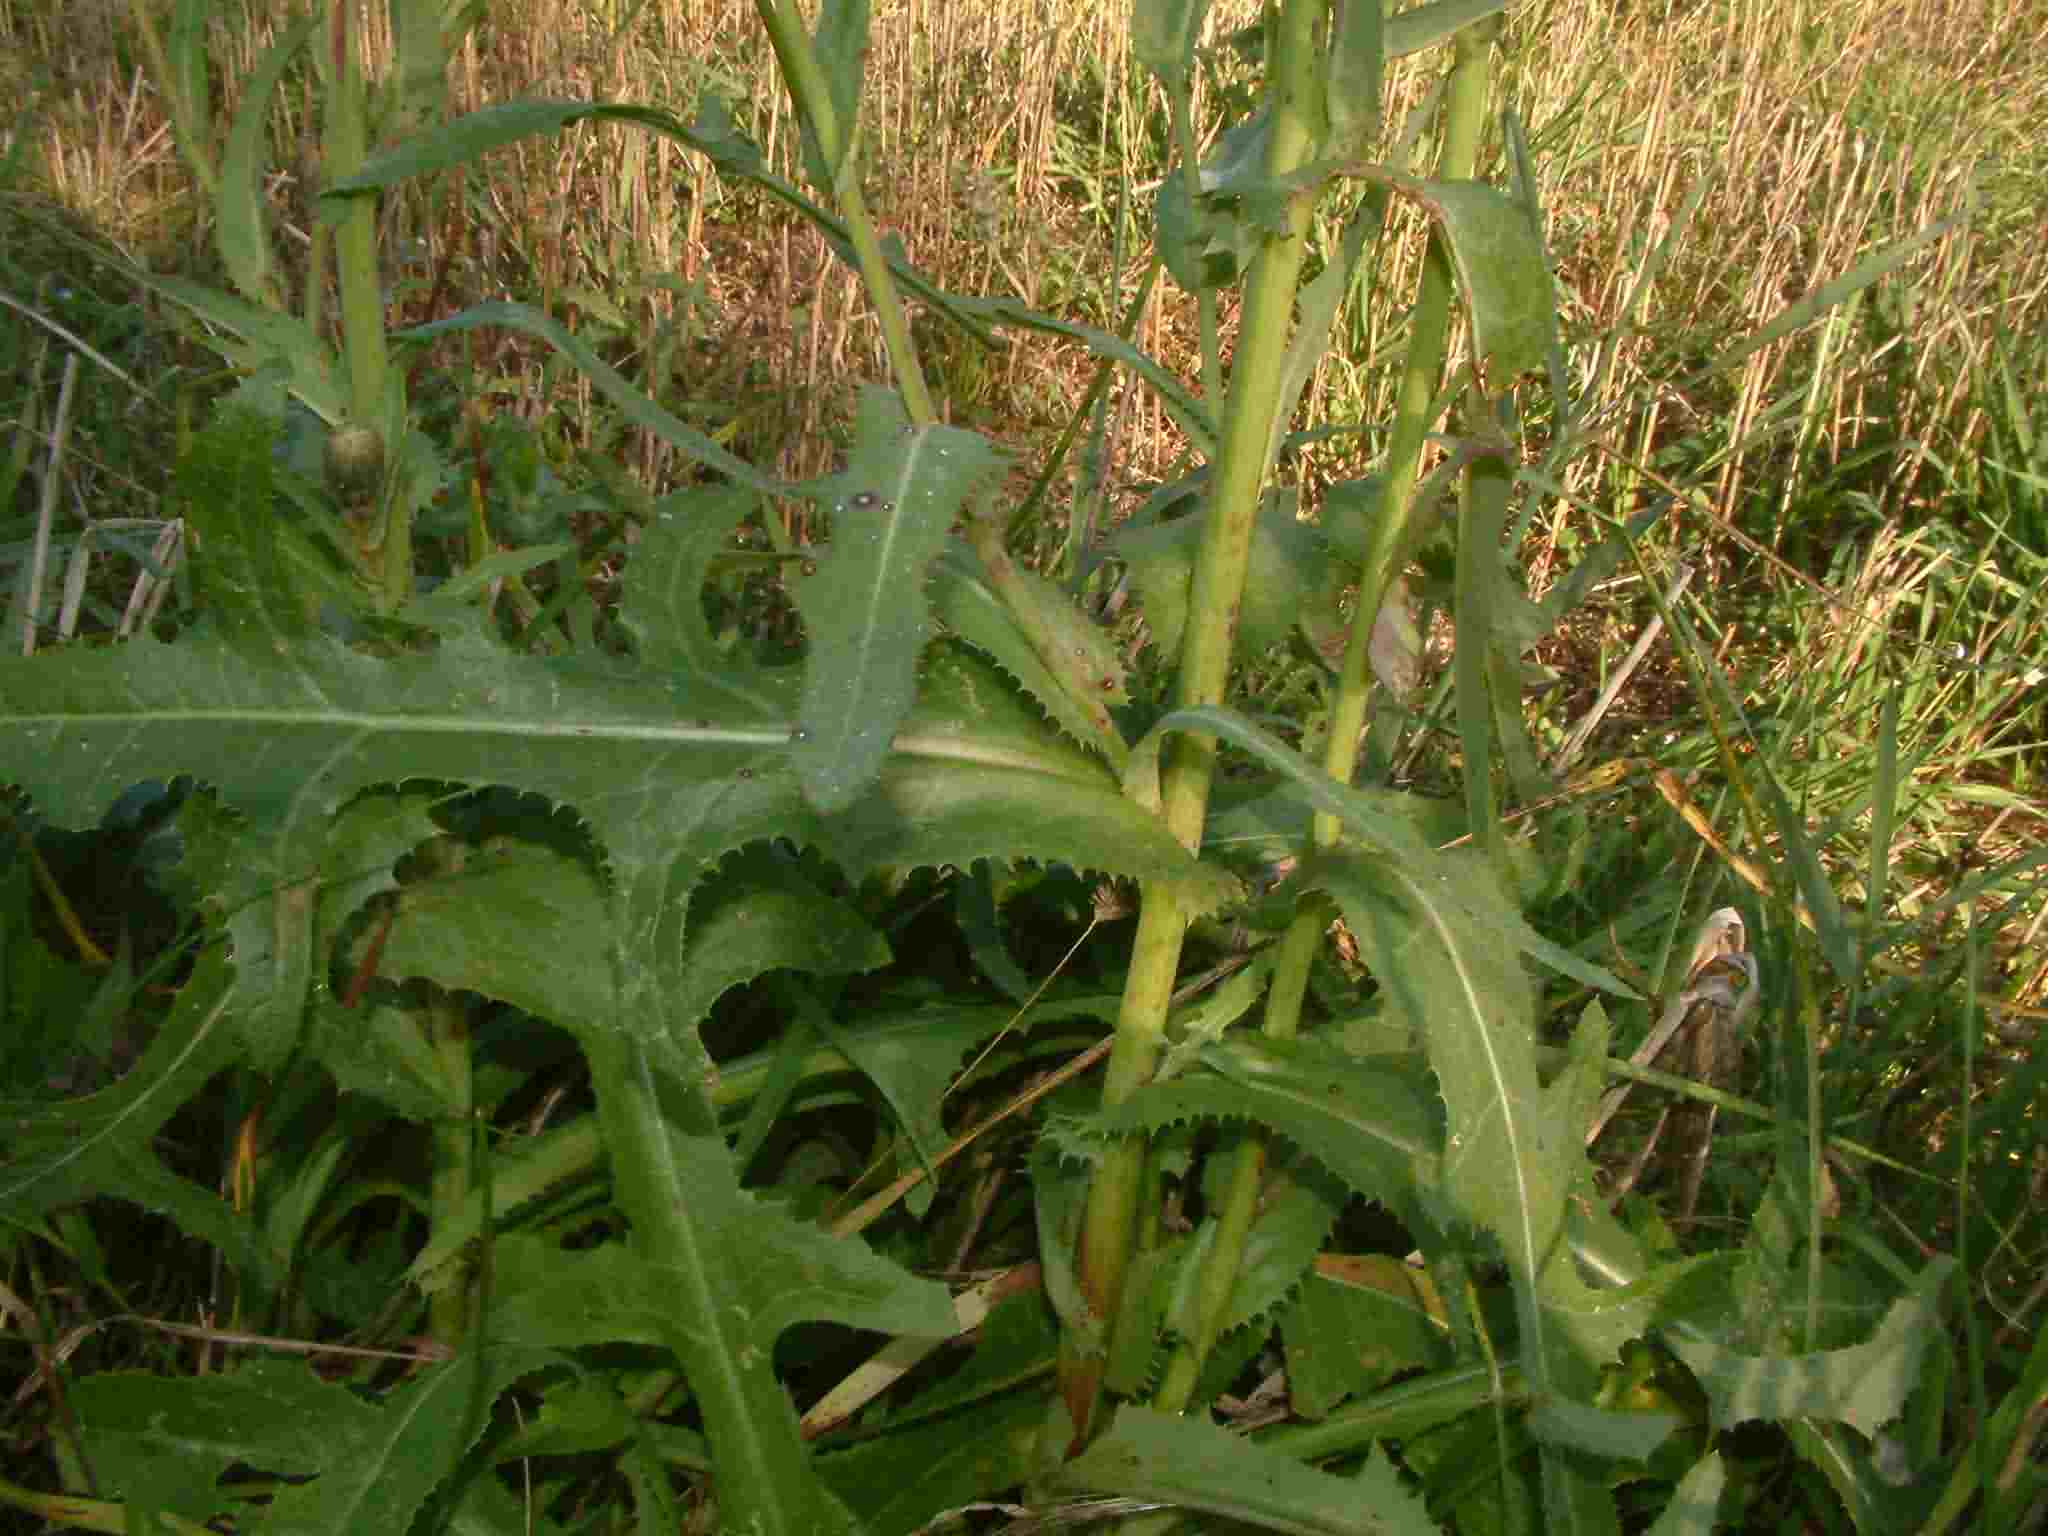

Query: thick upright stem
[323,0,403,610]
[1263,21,1497,1030]
[1066,0,1326,1437]
[1160,21,1502,1409]
[1317,18,1497,824]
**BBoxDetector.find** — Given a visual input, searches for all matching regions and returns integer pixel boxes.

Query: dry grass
[7,0,2040,501]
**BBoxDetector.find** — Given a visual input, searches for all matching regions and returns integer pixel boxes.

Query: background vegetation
[1,0,2042,1531]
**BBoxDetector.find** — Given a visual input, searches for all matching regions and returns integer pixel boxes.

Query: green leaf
[76,1361,378,1526]
[408,301,792,498]
[669,848,891,1030]
[802,0,872,189]
[1141,706,1636,997]
[0,947,250,1246]
[1403,177,1555,387]
[1667,1257,1955,1436]
[488,1231,952,1355]
[951,534,1130,763]
[1526,1396,1679,1463]
[1282,1259,1452,1418]
[1384,0,1507,57]
[580,1030,874,1536]
[1052,1406,1439,1535]
[1215,1165,1346,1334]
[621,483,767,680]
[1314,854,1558,1260]
[1115,489,1331,662]
[794,388,998,811]
[1643,1448,1728,1536]
[217,14,314,309]
[1132,0,1209,91]
[151,276,344,423]
[1079,1034,1438,1233]
[822,998,1111,1195]
[930,549,1126,762]
[377,837,611,1024]
[176,400,315,656]
[257,1350,553,1536]
[162,0,215,188]
[1324,0,1384,157]
[815,1389,1047,1530]
[1313,847,1652,1536]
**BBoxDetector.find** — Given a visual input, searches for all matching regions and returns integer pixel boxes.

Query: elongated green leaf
[326,96,1000,351]
[1282,1261,1451,1418]
[1069,1034,1437,1235]
[930,548,1125,761]
[794,388,997,810]
[162,0,216,192]
[1316,852,1558,1268]
[487,1229,951,1357]
[1385,0,1506,57]
[623,483,762,678]
[1052,1407,1438,1535]
[1644,1449,1728,1536]
[152,276,344,423]
[1133,0,1208,91]
[1409,178,1554,387]
[217,13,314,308]
[956,535,1129,756]
[584,1028,877,1536]
[407,301,791,497]
[1142,706,1636,997]
[257,1350,552,1536]
[175,397,327,653]
[1313,847,1643,1536]
[1325,0,1384,156]
[802,0,872,188]
[1668,1257,1955,1436]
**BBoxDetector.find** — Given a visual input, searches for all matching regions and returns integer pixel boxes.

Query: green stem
[323,0,401,608]
[1067,0,1326,1437]
[1153,21,1503,1414]
[1262,23,1496,1050]
[1317,19,1496,830]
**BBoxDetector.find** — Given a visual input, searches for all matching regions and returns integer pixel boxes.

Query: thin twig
[1552,562,1694,772]
[20,353,80,656]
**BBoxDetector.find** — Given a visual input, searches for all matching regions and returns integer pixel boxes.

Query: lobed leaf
[1051,1406,1439,1535]
[1668,1257,1955,1437]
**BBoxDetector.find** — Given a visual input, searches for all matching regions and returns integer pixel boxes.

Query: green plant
[3,2,2038,1534]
